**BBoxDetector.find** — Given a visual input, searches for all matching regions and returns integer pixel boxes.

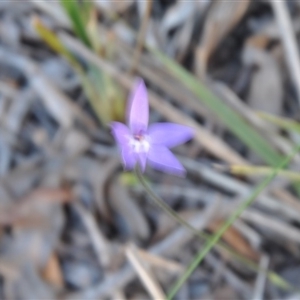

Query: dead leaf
[205,286,239,300]
[94,0,133,14]
[0,190,65,295]
[161,0,196,34]
[0,48,96,130]
[0,15,20,48]
[208,219,260,261]
[173,16,195,62]
[242,45,283,163]
[5,263,55,300]
[63,157,119,220]
[63,129,91,156]
[5,88,35,134]
[41,253,63,289]
[243,45,283,117]
[196,0,250,76]
[0,187,72,227]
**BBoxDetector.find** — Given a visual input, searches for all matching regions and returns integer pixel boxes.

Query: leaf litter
[0,1,299,299]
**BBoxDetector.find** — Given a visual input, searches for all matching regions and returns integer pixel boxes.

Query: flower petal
[147,145,186,176]
[111,122,130,145]
[148,123,194,148]
[121,146,137,170]
[128,78,149,134]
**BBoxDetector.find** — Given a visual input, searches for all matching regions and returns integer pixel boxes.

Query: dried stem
[271,0,300,105]
[128,0,152,75]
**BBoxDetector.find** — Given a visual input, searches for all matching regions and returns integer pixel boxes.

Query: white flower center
[129,135,150,154]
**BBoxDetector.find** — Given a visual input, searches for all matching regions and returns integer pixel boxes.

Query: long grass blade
[167,143,300,299]
[150,48,283,167]
[135,166,295,293]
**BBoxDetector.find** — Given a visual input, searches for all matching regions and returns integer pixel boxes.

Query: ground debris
[0,1,298,299]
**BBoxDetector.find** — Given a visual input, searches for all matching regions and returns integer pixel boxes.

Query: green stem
[135,167,295,293]
[136,166,207,240]
[167,145,300,299]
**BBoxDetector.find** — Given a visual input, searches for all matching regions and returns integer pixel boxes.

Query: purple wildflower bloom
[111,78,194,176]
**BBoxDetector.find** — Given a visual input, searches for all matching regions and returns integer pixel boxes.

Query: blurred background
[0,0,300,299]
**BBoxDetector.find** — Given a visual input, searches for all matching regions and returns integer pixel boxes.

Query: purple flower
[111,78,194,176]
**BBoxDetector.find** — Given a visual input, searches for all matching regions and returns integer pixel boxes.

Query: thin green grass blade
[60,0,92,48]
[220,164,300,182]
[167,144,300,299]
[258,111,300,134]
[150,48,283,167]
[268,272,297,291]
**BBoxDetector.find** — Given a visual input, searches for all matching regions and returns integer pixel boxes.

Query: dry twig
[271,0,300,105]
[125,243,166,300]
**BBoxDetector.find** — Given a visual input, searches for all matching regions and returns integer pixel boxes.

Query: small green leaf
[60,0,92,48]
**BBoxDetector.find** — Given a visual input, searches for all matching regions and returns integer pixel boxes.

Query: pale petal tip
[151,163,187,177]
[135,77,145,88]
[147,146,187,177]
[128,77,149,133]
